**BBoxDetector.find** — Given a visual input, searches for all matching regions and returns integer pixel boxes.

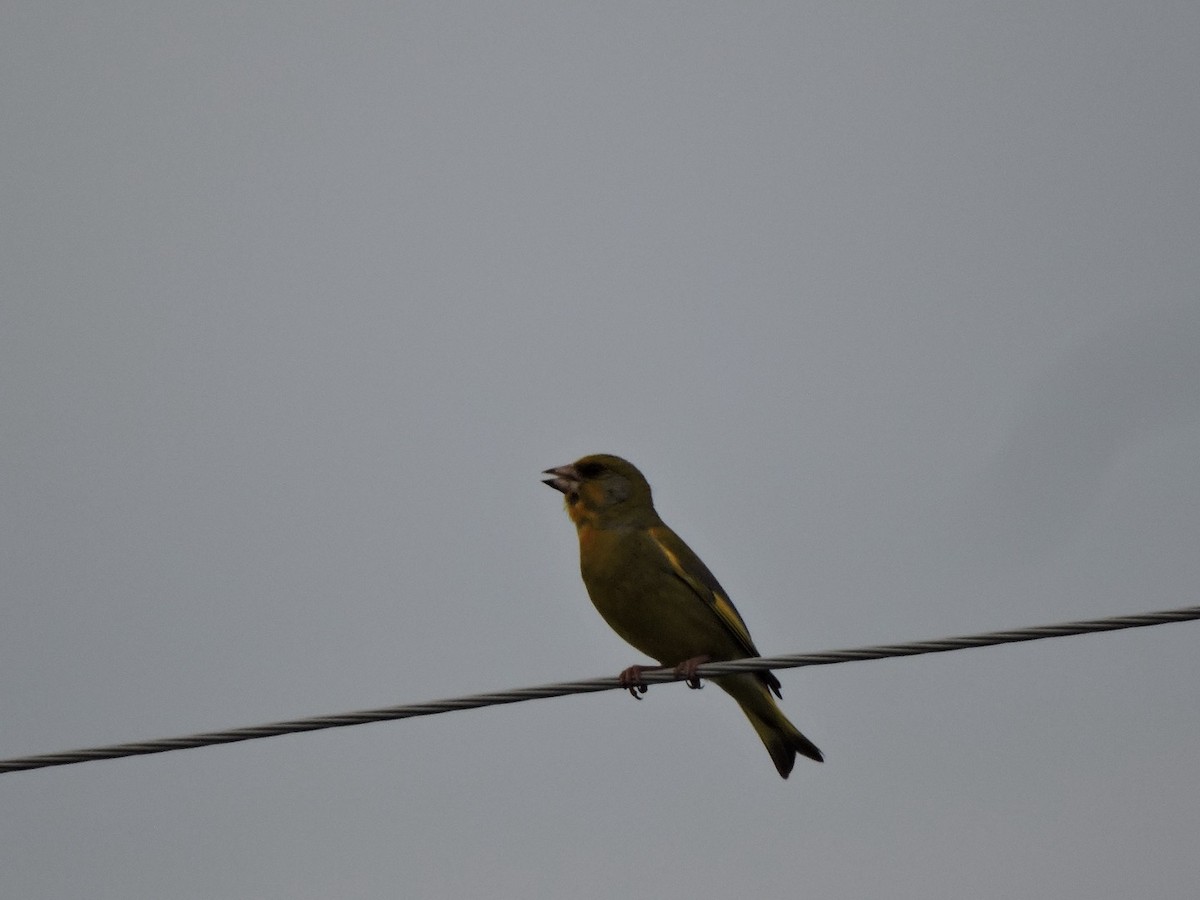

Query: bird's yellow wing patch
[650,528,757,655]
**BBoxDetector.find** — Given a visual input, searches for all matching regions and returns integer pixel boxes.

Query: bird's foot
[618,664,653,699]
[672,655,711,690]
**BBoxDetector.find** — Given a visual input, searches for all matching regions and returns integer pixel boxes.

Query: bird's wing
[648,525,759,657]
[647,525,784,697]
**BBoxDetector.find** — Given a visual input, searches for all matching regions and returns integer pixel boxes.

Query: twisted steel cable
[2,604,1197,774]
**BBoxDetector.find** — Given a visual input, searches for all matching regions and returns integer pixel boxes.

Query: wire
[2,604,1197,775]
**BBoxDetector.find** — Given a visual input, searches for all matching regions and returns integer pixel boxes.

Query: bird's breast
[575,523,624,585]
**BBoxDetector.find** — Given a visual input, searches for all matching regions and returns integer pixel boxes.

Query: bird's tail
[744,707,824,778]
[717,674,823,779]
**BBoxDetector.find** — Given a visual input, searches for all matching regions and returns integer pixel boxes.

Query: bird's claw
[673,655,711,690]
[618,665,651,699]
[617,657,710,697]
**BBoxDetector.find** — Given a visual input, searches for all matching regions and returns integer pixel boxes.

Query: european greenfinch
[544,454,822,778]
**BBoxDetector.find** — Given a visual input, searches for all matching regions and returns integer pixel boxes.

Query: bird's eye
[577,461,604,478]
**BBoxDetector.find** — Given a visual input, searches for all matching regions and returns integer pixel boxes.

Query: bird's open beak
[542,464,580,495]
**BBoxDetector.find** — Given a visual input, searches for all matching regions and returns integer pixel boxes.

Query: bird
[543,453,822,778]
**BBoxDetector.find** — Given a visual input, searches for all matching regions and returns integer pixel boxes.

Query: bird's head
[542,454,657,527]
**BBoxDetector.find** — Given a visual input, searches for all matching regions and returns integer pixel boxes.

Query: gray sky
[3,3,1199,898]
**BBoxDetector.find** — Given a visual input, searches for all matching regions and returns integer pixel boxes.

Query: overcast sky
[3,4,1199,898]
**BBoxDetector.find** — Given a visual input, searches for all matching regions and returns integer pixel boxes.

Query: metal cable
[2,604,1197,775]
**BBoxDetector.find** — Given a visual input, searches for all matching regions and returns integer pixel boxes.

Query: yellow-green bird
[544,453,822,778]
